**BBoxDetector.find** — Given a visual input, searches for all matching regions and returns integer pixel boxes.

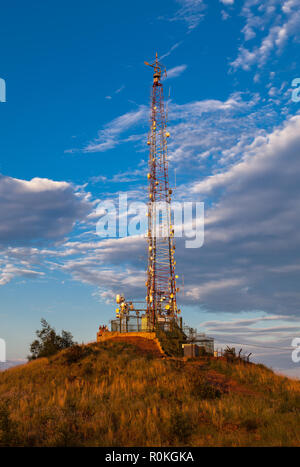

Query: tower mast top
[144,53,167,85]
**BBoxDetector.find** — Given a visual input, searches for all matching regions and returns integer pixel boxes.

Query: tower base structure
[96,302,214,358]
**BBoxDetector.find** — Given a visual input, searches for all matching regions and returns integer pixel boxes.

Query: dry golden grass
[0,341,299,446]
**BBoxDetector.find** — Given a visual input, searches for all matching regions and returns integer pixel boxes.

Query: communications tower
[144,53,180,329]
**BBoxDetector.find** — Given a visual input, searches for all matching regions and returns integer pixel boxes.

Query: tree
[28,319,76,360]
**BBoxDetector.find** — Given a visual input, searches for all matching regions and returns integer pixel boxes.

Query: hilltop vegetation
[0,340,299,447]
[28,319,76,360]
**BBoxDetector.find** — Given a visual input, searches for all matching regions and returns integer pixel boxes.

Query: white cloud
[163,91,273,170]
[82,90,267,166]
[160,41,183,60]
[0,175,92,245]
[192,114,300,195]
[169,0,206,30]
[166,64,187,79]
[84,106,147,153]
[185,278,245,300]
[54,113,300,320]
[6,94,299,328]
[221,10,230,21]
[104,85,125,101]
[231,0,300,70]
[0,175,93,285]
[0,264,44,286]
[178,114,300,315]
[115,85,125,94]
[199,313,300,371]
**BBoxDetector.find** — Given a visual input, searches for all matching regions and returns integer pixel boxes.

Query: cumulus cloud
[50,114,300,321]
[191,114,300,195]
[4,88,298,332]
[0,174,93,285]
[0,174,92,246]
[182,114,300,314]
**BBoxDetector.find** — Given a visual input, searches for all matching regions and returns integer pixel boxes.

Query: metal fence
[110,315,181,333]
[110,316,151,333]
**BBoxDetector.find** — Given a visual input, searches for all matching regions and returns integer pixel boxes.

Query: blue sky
[1,0,300,377]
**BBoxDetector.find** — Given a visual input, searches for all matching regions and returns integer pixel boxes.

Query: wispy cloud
[90,168,146,184]
[0,264,44,286]
[104,85,125,101]
[84,106,147,153]
[165,91,267,167]
[199,313,300,371]
[166,64,187,79]
[115,85,125,94]
[231,0,300,70]
[160,41,183,60]
[221,10,230,21]
[168,0,206,31]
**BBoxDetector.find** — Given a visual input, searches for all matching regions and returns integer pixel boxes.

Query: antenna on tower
[144,53,167,83]
[145,53,179,329]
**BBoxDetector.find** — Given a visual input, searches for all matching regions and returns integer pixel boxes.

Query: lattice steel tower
[144,53,180,329]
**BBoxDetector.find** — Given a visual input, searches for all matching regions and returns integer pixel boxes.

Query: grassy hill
[0,339,299,447]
